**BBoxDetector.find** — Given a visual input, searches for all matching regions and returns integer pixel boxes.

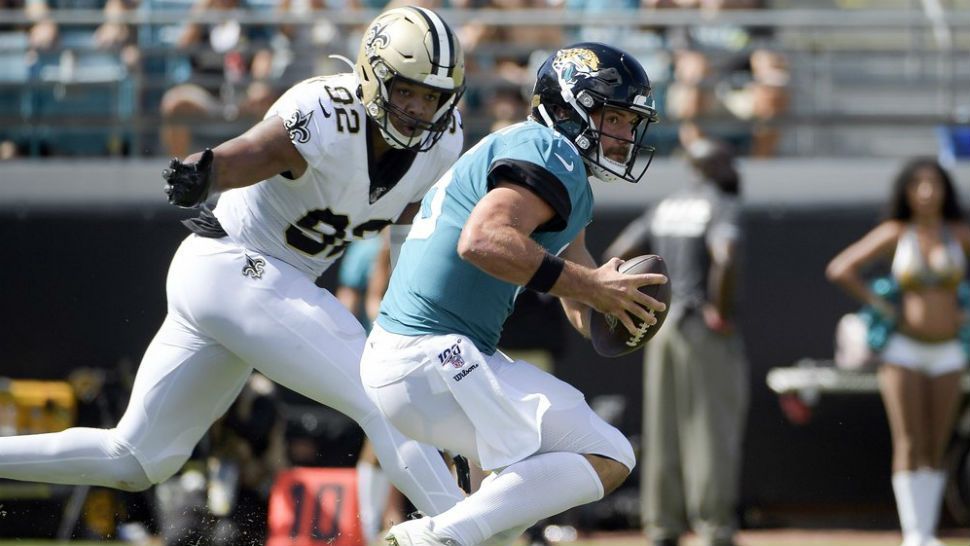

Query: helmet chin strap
[536,104,556,128]
[588,153,627,184]
[379,121,426,150]
[584,114,632,184]
[561,85,594,151]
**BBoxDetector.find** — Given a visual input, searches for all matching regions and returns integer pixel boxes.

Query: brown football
[590,255,672,358]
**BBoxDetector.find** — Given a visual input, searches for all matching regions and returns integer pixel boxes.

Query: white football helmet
[355,7,465,151]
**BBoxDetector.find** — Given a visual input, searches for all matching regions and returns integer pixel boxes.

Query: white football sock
[432,452,604,546]
[471,472,533,546]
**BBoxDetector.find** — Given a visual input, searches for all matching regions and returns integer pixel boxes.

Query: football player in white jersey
[0,6,468,519]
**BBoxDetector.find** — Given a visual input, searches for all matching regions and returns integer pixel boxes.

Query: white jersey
[214,73,463,278]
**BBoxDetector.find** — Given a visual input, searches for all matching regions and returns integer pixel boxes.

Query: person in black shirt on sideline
[604,137,749,546]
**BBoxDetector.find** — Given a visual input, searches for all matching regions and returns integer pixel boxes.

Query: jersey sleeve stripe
[487,158,571,232]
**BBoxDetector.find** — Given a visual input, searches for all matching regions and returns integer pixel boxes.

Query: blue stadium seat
[0,32,30,149]
[139,0,197,85]
[0,32,29,82]
[19,28,133,155]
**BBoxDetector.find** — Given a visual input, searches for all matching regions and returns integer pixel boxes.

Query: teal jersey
[377,121,594,354]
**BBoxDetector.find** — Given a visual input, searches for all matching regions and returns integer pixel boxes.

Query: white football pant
[361,326,635,545]
[0,235,464,516]
[360,325,636,472]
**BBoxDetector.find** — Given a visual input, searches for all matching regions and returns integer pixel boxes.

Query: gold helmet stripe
[410,6,454,81]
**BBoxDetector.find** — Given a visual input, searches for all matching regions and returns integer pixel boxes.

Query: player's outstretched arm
[164,117,307,208]
[458,181,665,335]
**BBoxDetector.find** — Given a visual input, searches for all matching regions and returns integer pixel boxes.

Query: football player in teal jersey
[360,43,668,546]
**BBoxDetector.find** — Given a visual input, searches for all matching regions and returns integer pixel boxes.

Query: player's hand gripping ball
[590,255,672,357]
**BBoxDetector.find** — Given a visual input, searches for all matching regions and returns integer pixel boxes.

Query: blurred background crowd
[1,0,966,162]
[5,1,970,545]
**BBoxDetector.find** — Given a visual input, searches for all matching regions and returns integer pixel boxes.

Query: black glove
[163,148,215,208]
[452,455,471,494]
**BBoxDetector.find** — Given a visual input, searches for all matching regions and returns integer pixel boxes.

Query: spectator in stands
[485,87,529,132]
[159,0,281,157]
[14,0,138,156]
[459,0,563,88]
[827,158,970,546]
[662,0,789,156]
[718,47,789,157]
[604,137,748,546]
[664,47,716,148]
[0,140,17,159]
[458,0,563,141]
[25,0,134,51]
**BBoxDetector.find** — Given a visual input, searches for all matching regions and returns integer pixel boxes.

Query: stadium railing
[0,7,969,158]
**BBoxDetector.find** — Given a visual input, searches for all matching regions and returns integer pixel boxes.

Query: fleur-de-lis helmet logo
[364,23,391,56]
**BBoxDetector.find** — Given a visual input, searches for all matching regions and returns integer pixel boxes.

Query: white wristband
[389,224,411,269]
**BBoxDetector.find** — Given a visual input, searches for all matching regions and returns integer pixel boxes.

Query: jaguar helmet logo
[552,48,601,85]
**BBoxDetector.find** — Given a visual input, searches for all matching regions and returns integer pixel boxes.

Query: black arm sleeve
[487,158,571,232]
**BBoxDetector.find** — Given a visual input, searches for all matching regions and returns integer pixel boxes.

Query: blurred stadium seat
[5,28,132,155]
[0,5,965,160]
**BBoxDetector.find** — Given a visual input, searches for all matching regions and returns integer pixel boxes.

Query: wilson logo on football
[605,313,618,332]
